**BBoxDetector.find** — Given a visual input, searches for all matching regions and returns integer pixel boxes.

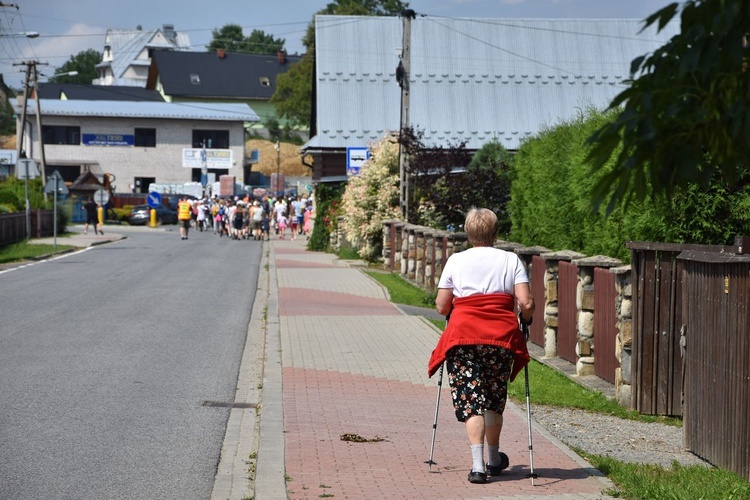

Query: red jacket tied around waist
[428,293,529,381]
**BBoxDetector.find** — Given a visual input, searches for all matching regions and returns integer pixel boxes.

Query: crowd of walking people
[176,193,313,241]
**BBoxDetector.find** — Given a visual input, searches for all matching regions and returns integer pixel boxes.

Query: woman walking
[428,207,534,484]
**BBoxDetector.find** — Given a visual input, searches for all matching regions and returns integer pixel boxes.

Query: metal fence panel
[558,260,578,363]
[530,255,545,346]
[594,267,618,383]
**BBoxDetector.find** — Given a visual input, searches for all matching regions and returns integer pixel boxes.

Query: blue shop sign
[82,133,135,146]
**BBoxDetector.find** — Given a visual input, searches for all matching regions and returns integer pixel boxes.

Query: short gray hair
[464,207,498,246]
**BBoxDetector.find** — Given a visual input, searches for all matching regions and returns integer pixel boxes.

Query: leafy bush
[112,207,131,222]
[0,189,20,211]
[0,177,48,211]
[307,182,345,251]
[340,136,401,260]
[509,108,750,261]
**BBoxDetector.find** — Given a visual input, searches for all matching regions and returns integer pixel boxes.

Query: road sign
[94,188,110,206]
[147,191,162,208]
[43,171,69,195]
[346,147,369,176]
[16,158,39,180]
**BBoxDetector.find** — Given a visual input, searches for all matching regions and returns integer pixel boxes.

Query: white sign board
[346,147,369,176]
[182,148,233,170]
[16,158,40,180]
[44,171,69,195]
[94,188,110,206]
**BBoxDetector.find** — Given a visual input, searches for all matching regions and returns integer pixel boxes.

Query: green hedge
[307,183,345,251]
[508,108,750,262]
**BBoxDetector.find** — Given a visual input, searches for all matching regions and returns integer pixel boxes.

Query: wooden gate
[680,252,750,480]
[594,267,618,383]
[628,241,740,416]
[557,260,578,363]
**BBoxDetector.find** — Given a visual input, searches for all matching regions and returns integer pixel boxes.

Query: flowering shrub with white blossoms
[341,136,401,260]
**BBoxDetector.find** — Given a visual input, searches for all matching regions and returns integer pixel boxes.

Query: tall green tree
[272,0,409,128]
[207,25,285,54]
[587,0,750,213]
[49,49,101,84]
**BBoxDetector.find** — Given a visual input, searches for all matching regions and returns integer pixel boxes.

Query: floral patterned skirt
[446,345,514,423]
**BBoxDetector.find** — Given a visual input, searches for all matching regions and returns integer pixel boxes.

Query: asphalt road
[0,226,263,500]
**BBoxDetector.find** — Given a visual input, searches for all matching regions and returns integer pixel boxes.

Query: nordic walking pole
[521,317,539,485]
[425,362,443,470]
[426,315,449,470]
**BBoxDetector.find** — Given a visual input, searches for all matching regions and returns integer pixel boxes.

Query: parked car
[164,194,199,210]
[128,204,178,225]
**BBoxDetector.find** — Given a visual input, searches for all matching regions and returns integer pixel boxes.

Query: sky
[1,0,678,90]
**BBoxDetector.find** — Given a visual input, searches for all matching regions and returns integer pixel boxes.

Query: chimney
[217,48,226,59]
[277,50,286,65]
[162,24,176,43]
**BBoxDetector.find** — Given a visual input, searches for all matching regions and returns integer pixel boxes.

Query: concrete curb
[211,243,271,499]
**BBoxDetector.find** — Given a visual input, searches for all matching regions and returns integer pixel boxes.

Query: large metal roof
[11,99,259,122]
[306,15,680,151]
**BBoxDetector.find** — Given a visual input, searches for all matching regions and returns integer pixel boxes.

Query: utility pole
[31,63,47,188]
[14,62,31,162]
[13,60,48,186]
[398,9,416,221]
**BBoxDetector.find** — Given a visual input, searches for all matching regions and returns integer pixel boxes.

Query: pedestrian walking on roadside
[177,196,192,240]
[428,207,534,484]
[196,200,208,231]
[82,197,102,235]
[276,211,288,239]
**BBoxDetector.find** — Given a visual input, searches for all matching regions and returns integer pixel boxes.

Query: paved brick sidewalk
[270,238,612,499]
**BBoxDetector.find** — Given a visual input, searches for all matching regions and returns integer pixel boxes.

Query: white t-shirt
[438,246,529,297]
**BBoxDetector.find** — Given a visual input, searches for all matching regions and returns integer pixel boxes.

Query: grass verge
[362,269,750,498]
[0,240,74,264]
[364,270,436,307]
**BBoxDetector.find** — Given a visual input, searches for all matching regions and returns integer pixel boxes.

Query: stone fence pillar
[571,255,623,376]
[446,232,468,257]
[406,225,418,280]
[434,231,448,286]
[399,223,411,276]
[494,240,523,253]
[415,226,427,287]
[424,229,436,291]
[611,265,633,408]
[382,220,400,270]
[538,250,584,358]
[515,245,551,291]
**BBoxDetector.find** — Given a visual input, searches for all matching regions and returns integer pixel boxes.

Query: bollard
[97,206,104,225]
[149,209,157,228]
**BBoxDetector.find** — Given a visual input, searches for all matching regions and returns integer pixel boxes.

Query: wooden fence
[0,210,56,246]
[680,248,750,480]
[380,222,750,478]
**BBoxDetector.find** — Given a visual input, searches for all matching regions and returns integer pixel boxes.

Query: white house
[94,24,191,87]
[12,98,259,193]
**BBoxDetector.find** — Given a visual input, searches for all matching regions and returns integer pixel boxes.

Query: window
[134,128,156,147]
[193,130,229,149]
[190,73,200,84]
[260,77,270,86]
[42,125,80,145]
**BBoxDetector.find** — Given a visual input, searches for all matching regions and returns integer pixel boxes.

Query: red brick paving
[276,240,609,499]
[283,367,607,499]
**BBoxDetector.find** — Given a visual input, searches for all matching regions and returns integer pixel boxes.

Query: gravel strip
[531,406,712,468]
